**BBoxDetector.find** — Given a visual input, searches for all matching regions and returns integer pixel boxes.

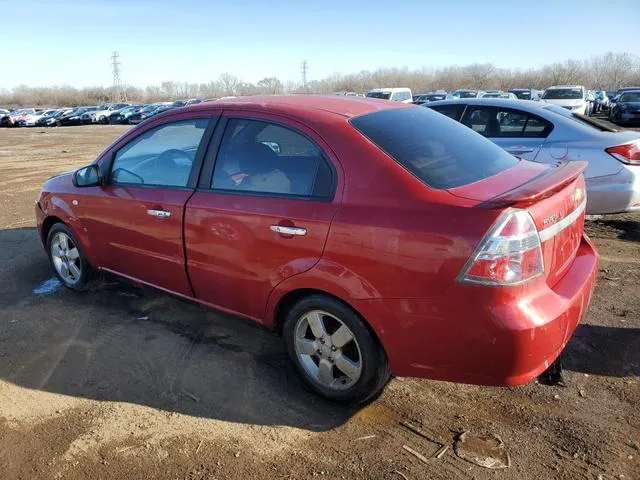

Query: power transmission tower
[301,60,309,93]
[111,51,126,102]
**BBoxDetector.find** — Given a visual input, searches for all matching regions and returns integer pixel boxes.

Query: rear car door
[80,116,215,296]
[460,106,552,160]
[184,114,341,321]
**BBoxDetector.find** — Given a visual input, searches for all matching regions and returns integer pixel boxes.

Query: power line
[301,60,308,93]
[111,51,126,102]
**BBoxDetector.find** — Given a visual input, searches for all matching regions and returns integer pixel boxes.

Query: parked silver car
[425,98,640,214]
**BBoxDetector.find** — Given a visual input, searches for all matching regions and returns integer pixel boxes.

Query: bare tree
[219,73,239,96]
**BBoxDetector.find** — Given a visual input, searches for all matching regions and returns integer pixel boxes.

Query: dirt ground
[0,125,638,480]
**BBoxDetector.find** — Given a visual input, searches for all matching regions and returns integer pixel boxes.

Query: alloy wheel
[50,232,82,286]
[293,310,363,391]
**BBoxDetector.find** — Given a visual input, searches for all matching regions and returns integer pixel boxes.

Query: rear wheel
[99,116,108,125]
[283,295,390,404]
[47,223,92,291]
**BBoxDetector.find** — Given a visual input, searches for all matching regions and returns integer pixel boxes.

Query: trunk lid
[449,160,588,286]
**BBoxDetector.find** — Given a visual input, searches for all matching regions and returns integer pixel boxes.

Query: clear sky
[1,0,638,89]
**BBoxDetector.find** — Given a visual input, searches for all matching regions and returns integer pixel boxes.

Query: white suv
[541,85,588,115]
[365,88,413,103]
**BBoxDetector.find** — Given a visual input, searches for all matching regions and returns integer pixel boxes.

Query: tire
[99,116,108,125]
[283,294,390,404]
[46,223,92,291]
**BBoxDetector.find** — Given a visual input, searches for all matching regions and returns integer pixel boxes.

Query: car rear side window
[211,119,334,198]
[462,107,553,138]
[350,107,519,189]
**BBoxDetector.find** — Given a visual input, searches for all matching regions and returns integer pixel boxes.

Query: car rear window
[350,107,519,189]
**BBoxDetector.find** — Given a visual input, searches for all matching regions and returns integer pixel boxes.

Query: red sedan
[36,96,598,403]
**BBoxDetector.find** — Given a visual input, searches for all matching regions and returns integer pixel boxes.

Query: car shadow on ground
[564,324,640,377]
[2,228,638,431]
[0,227,356,431]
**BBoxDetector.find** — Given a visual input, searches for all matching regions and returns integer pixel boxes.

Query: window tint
[350,107,519,189]
[428,104,465,121]
[462,107,551,138]
[110,119,208,187]
[211,119,333,198]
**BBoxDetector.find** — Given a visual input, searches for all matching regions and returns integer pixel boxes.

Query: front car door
[460,106,553,160]
[78,116,215,296]
[184,113,341,321]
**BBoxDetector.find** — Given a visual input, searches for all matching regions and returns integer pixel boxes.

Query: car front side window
[110,119,209,187]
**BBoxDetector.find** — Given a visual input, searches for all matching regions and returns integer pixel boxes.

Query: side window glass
[429,105,464,121]
[523,115,553,138]
[110,119,208,187]
[497,111,527,137]
[464,108,492,135]
[212,119,332,197]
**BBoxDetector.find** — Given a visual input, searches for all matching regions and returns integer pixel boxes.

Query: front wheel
[47,223,92,291]
[283,295,390,404]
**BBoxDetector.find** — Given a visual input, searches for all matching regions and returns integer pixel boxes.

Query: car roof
[427,98,549,111]
[184,94,407,118]
[547,85,583,89]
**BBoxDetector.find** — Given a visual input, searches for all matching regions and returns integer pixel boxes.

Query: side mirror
[73,164,102,187]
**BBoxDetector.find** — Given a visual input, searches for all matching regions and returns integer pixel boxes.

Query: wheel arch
[271,287,387,358]
[41,215,66,244]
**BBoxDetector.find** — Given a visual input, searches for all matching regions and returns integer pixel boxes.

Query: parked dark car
[58,107,95,126]
[36,109,71,126]
[36,96,597,403]
[609,90,640,126]
[126,104,171,125]
[108,105,142,124]
[413,93,447,104]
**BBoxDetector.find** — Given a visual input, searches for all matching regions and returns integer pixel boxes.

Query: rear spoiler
[482,161,587,207]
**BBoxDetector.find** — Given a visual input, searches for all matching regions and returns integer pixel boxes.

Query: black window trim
[197,113,338,202]
[460,105,554,139]
[103,115,219,191]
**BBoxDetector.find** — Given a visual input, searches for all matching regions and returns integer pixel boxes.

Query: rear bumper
[354,234,598,386]
[586,165,640,214]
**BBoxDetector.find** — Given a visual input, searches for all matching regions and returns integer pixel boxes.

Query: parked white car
[90,103,130,124]
[542,85,589,115]
[365,88,413,103]
[18,109,59,126]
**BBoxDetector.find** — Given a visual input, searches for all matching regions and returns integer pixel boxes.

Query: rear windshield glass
[366,92,392,100]
[350,107,519,189]
[543,104,616,131]
[511,90,531,99]
[542,88,583,100]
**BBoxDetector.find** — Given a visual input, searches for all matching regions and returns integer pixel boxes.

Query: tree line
[1,52,639,107]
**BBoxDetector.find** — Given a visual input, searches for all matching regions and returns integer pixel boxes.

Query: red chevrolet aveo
[36,96,598,403]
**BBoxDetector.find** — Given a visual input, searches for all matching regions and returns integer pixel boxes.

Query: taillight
[606,141,640,165]
[458,210,544,286]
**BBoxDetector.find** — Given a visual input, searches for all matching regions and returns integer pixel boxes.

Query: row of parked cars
[364,86,640,126]
[0,98,204,128]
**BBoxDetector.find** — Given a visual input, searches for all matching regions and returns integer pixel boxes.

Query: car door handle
[146,209,171,218]
[270,225,307,236]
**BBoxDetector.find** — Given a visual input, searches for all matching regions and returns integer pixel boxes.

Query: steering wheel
[155,149,192,169]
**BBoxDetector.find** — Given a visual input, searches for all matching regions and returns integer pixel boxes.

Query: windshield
[544,104,615,131]
[511,90,531,99]
[350,107,518,189]
[543,88,583,100]
[619,92,640,102]
[426,94,446,101]
[481,93,501,98]
[456,91,478,99]
[366,92,392,100]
